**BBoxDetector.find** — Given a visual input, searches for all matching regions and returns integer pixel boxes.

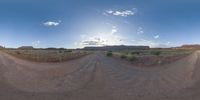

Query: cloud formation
[82,41,100,46]
[32,40,40,47]
[137,27,144,35]
[81,37,104,46]
[106,8,137,17]
[77,26,124,47]
[131,39,171,48]
[154,35,160,39]
[111,26,118,35]
[43,20,61,27]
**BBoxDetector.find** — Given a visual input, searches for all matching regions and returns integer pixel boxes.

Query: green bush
[120,54,127,59]
[128,56,137,61]
[108,50,112,52]
[106,51,113,57]
[131,51,140,55]
[16,51,21,55]
[64,50,73,53]
[59,50,63,53]
[151,51,161,56]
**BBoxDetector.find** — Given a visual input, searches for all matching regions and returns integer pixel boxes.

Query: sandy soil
[0,51,200,100]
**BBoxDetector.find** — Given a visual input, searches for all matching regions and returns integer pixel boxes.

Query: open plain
[0,50,200,100]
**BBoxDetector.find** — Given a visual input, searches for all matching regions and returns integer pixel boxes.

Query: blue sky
[0,0,200,48]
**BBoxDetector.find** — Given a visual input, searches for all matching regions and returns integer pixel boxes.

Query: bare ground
[0,51,200,100]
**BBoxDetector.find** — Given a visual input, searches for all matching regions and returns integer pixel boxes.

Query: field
[106,48,194,66]
[2,49,91,62]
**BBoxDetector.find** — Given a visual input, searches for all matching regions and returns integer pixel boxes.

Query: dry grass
[3,49,91,62]
[110,48,194,66]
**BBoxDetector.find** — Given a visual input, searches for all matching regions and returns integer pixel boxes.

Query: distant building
[83,45,150,51]
[18,46,34,50]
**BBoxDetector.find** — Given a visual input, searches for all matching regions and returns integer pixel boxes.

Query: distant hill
[0,45,4,49]
[18,46,34,50]
[83,45,150,51]
[180,44,200,49]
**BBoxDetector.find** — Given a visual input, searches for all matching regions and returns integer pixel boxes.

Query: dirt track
[1,51,200,100]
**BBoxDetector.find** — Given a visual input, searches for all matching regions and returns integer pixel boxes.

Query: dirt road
[0,51,200,100]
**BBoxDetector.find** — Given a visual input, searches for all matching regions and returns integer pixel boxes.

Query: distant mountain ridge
[181,44,200,49]
[83,45,150,51]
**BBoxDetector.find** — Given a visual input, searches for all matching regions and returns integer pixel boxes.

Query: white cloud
[43,20,61,27]
[105,8,137,17]
[154,35,160,39]
[166,41,171,45]
[78,26,124,47]
[111,26,118,35]
[81,38,104,46]
[106,10,113,14]
[32,40,40,47]
[137,27,144,35]
[111,29,117,34]
[131,38,171,48]
[132,39,158,47]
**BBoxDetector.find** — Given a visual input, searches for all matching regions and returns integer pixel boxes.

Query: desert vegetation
[150,50,161,56]
[107,48,194,66]
[3,49,91,62]
[106,51,113,57]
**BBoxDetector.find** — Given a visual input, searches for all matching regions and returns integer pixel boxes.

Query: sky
[0,0,200,48]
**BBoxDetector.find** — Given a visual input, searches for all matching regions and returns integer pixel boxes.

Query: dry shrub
[5,50,89,62]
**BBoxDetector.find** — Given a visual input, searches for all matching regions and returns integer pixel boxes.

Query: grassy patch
[150,51,161,56]
[106,51,113,57]
[4,49,90,62]
[127,55,137,61]
[109,48,194,66]
[131,51,140,55]
[120,54,127,59]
